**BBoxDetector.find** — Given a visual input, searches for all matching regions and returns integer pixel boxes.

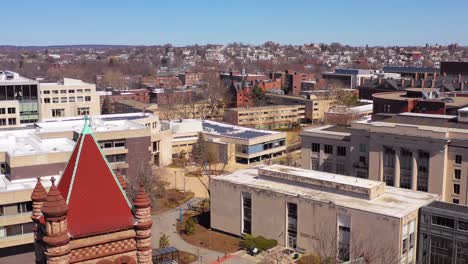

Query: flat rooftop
[202,120,282,140]
[0,130,75,157]
[423,201,468,216]
[228,104,303,112]
[36,113,150,133]
[0,175,61,193]
[215,165,438,218]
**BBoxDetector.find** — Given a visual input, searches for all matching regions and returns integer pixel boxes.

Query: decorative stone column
[134,185,153,264]
[31,177,48,264]
[412,151,418,190]
[41,177,70,264]
[394,149,400,188]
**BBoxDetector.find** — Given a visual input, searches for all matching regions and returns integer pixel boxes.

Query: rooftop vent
[458,107,468,123]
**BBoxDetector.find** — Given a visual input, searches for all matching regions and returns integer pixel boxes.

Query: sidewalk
[152,198,225,264]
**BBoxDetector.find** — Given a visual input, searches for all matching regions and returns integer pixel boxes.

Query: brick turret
[42,177,70,264]
[133,185,153,264]
[31,177,48,264]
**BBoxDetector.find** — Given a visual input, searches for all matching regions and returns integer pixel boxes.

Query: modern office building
[0,71,39,127]
[162,119,287,164]
[210,165,438,263]
[223,105,305,130]
[301,111,468,205]
[38,78,100,120]
[265,93,335,123]
[418,201,468,263]
[0,131,74,249]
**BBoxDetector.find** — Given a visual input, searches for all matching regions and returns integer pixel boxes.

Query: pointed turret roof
[42,177,68,218]
[57,116,134,237]
[31,177,47,202]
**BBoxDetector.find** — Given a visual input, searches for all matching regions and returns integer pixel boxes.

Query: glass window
[455,169,461,180]
[8,118,16,126]
[77,97,84,102]
[44,98,50,103]
[60,97,67,103]
[432,216,454,229]
[68,89,75,93]
[0,108,5,114]
[85,96,91,102]
[43,90,50,94]
[324,144,333,154]
[337,146,347,156]
[454,184,460,194]
[77,89,83,93]
[52,97,59,103]
[52,90,59,94]
[85,89,91,92]
[0,119,6,126]
[311,143,320,153]
[77,107,90,116]
[359,143,367,153]
[60,90,67,94]
[455,155,462,164]
[69,97,75,102]
[7,107,15,114]
[51,109,65,117]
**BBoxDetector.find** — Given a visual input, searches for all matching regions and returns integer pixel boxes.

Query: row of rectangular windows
[42,89,91,94]
[43,96,92,103]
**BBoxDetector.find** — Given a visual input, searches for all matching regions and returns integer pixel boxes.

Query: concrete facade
[223,105,305,130]
[418,201,468,263]
[39,78,100,121]
[210,165,438,263]
[301,112,468,205]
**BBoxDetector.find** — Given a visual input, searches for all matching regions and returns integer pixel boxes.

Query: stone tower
[41,177,71,264]
[31,177,48,264]
[134,185,153,264]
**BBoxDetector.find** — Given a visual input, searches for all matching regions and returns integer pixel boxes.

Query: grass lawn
[176,210,241,254]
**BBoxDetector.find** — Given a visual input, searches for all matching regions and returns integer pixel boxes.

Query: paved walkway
[152,197,225,264]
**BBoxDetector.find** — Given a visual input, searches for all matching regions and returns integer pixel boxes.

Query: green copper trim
[67,131,85,204]
[81,115,93,135]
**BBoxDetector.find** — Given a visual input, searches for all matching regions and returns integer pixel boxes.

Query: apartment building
[39,78,100,120]
[223,105,305,130]
[301,110,468,205]
[211,165,438,263]
[162,119,287,164]
[0,71,39,127]
[418,201,468,263]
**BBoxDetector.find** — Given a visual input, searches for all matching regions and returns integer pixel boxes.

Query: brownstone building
[31,119,153,264]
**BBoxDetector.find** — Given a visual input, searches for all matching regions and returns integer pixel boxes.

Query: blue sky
[4,0,468,46]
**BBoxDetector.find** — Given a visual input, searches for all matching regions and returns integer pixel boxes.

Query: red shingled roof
[57,126,134,238]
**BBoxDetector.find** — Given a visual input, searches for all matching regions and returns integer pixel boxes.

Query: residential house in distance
[301,110,468,205]
[39,78,100,120]
[210,165,438,263]
[417,201,468,263]
[0,71,39,127]
[223,105,305,130]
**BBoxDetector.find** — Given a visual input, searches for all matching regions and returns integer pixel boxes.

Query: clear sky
[4,0,468,46]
